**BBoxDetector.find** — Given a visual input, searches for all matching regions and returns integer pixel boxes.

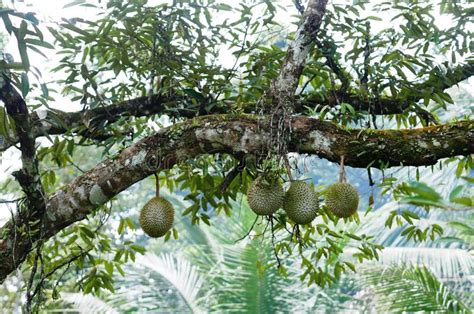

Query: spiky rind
[325,182,359,218]
[139,196,174,238]
[283,181,319,224]
[247,176,285,215]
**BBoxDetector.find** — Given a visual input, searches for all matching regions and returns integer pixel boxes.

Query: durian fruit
[247,175,285,215]
[325,182,359,218]
[139,196,174,238]
[283,181,319,224]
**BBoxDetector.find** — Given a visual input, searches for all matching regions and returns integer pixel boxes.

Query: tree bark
[1,114,472,283]
[0,80,46,219]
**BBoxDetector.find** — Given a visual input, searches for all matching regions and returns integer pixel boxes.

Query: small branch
[360,21,371,92]
[270,215,282,268]
[283,155,294,181]
[0,198,22,204]
[219,156,245,193]
[0,76,46,217]
[29,247,91,303]
[294,0,305,14]
[315,39,350,91]
[235,216,259,243]
[338,155,346,183]
[25,240,43,313]
[367,167,374,186]
[154,173,160,197]
[0,63,471,154]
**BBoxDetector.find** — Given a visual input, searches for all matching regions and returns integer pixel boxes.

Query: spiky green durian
[139,196,174,238]
[283,181,319,224]
[247,175,285,215]
[325,182,359,218]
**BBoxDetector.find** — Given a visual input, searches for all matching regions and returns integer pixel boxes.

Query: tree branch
[0,77,46,218]
[0,63,472,153]
[301,63,474,115]
[269,0,328,108]
[0,114,472,283]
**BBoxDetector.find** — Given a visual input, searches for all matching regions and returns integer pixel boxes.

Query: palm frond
[360,265,472,313]
[344,247,473,279]
[135,253,206,312]
[376,247,474,279]
[61,293,119,314]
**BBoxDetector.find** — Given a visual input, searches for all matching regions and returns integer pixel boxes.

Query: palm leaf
[376,247,474,279]
[61,293,119,314]
[135,253,206,312]
[344,247,473,279]
[360,264,472,313]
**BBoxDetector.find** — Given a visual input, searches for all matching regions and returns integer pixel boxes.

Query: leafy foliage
[0,0,473,311]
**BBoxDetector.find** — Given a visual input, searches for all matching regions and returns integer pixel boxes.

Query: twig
[25,240,44,313]
[298,73,317,96]
[292,224,304,247]
[235,216,259,243]
[367,167,374,186]
[0,198,22,204]
[294,0,305,14]
[338,155,346,183]
[154,173,160,197]
[219,156,245,193]
[315,39,350,91]
[283,155,294,181]
[30,247,91,303]
[255,218,271,239]
[270,215,282,268]
[361,21,371,92]
[68,159,86,174]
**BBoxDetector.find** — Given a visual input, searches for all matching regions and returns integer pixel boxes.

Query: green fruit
[139,196,174,238]
[283,181,319,224]
[325,182,359,218]
[247,176,285,215]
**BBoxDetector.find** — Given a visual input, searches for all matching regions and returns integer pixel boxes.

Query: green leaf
[61,22,92,38]
[18,41,30,70]
[449,186,464,202]
[104,261,114,275]
[117,219,125,235]
[20,72,29,97]
[1,13,14,34]
[25,38,55,49]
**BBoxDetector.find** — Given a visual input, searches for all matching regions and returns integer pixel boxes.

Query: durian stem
[154,173,160,197]
[339,155,347,183]
[269,215,282,268]
[367,167,374,186]
[283,154,294,181]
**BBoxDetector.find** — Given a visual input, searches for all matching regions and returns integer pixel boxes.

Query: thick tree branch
[0,63,472,153]
[267,0,328,156]
[1,114,472,283]
[269,0,328,108]
[0,93,227,153]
